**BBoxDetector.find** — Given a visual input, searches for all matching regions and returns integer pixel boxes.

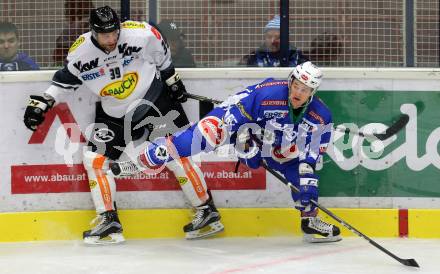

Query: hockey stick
[261,161,419,268]
[184,92,409,141]
[334,114,409,141]
[185,92,223,105]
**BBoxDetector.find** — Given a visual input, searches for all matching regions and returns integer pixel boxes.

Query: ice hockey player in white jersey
[23,6,223,244]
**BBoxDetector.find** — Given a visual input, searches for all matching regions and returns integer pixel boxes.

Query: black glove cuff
[28,95,54,112]
[160,65,176,82]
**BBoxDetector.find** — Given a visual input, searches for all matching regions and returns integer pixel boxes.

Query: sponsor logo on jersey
[122,21,146,29]
[68,36,85,53]
[122,56,134,67]
[100,72,139,99]
[308,110,325,124]
[118,43,142,58]
[299,119,317,132]
[177,177,188,186]
[81,68,105,81]
[73,58,99,73]
[261,100,288,106]
[104,55,117,62]
[263,110,289,119]
[236,102,253,121]
[255,81,288,89]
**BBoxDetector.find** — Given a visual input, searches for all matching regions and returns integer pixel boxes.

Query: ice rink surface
[0,237,436,274]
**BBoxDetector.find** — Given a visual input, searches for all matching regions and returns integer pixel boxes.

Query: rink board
[2,69,440,212]
[1,69,440,242]
[0,208,438,242]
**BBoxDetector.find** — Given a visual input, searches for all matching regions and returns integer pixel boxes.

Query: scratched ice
[0,237,437,274]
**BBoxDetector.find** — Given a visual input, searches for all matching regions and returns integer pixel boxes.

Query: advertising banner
[1,75,439,211]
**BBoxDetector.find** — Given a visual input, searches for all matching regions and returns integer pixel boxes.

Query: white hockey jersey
[45,21,172,118]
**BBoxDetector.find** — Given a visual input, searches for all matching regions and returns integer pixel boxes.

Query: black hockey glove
[161,66,188,103]
[24,95,54,131]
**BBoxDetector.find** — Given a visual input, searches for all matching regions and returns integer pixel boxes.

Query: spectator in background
[52,0,94,66]
[156,19,196,68]
[240,15,308,67]
[0,22,39,71]
[306,32,343,66]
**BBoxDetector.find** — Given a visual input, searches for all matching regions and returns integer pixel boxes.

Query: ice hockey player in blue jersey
[112,61,342,243]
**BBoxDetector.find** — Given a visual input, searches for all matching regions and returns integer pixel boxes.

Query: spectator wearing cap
[240,15,307,67]
[0,22,39,71]
[156,19,196,68]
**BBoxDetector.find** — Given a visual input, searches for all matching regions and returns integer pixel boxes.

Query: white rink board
[1,69,440,212]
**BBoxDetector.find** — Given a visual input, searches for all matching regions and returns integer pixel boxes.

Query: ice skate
[301,216,342,243]
[83,210,125,245]
[184,196,224,239]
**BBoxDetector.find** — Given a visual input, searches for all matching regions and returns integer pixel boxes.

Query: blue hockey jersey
[169,78,333,171]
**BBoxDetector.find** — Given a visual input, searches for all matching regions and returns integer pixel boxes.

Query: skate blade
[185,221,225,240]
[83,233,126,245]
[303,234,342,243]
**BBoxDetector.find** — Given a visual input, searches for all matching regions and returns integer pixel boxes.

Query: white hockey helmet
[288,61,323,94]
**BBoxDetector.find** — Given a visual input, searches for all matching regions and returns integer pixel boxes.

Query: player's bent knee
[83,150,110,171]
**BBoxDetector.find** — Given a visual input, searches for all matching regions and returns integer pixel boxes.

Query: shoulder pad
[68,36,86,54]
[306,97,332,124]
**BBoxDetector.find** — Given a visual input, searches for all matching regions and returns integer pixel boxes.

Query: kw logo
[118,43,142,57]
[100,72,138,99]
[73,58,99,73]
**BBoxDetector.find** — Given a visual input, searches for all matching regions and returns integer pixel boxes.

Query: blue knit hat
[264,15,280,32]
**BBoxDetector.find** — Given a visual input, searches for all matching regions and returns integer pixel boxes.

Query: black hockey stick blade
[373,114,409,141]
[336,113,409,141]
[261,162,419,268]
[399,258,419,267]
[184,92,223,105]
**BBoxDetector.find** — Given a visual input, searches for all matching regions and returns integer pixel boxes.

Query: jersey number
[110,67,121,80]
